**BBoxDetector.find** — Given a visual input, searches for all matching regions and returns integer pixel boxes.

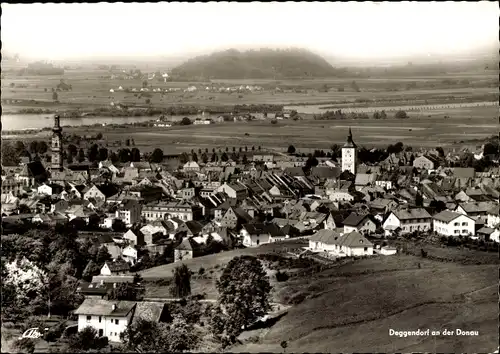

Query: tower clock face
[344,149,352,159]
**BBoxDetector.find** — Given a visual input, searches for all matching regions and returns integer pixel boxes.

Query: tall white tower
[341,127,357,174]
[51,115,63,172]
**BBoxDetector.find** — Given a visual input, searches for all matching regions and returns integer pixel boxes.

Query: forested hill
[169,48,339,80]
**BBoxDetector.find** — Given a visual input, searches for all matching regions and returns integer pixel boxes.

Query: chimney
[100,279,104,286]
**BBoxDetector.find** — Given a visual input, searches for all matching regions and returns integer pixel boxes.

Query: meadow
[52,105,498,154]
[229,257,498,353]
[1,66,497,113]
[138,238,498,353]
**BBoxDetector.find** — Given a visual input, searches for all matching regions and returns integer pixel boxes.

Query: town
[2,2,498,353]
[2,112,499,352]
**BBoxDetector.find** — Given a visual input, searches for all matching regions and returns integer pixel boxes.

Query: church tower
[51,115,63,171]
[341,127,357,174]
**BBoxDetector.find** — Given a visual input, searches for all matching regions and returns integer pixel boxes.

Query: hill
[169,48,339,80]
[228,255,498,353]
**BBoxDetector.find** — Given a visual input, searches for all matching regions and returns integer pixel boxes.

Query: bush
[271,119,278,124]
[198,267,205,275]
[288,292,307,305]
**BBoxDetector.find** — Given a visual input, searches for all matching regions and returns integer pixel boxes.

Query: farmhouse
[382,208,432,235]
[74,298,136,342]
[433,210,475,237]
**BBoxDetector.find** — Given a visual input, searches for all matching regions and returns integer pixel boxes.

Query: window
[364,247,368,251]
[115,319,119,325]
[86,316,91,322]
[462,230,468,234]
[454,222,460,226]
[99,316,102,323]
[454,230,459,234]
[462,222,468,226]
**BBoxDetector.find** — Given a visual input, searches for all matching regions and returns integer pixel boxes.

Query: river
[1,113,213,131]
[284,101,498,114]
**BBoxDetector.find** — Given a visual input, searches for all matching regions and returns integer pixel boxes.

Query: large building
[51,115,63,172]
[341,128,357,175]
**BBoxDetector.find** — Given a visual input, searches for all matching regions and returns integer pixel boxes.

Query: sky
[2,2,498,61]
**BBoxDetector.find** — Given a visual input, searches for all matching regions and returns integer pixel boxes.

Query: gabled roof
[343,212,370,227]
[433,210,470,223]
[310,167,341,179]
[339,231,373,248]
[105,260,130,272]
[458,201,497,214]
[393,208,432,220]
[74,298,136,316]
[175,237,198,251]
[355,173,378,186]
[487,205,499,216]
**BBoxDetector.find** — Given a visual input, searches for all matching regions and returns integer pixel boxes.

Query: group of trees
[2,140,49,166]
[315,109,409,121]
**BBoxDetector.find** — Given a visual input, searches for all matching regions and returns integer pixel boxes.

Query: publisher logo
[18,328,48,340]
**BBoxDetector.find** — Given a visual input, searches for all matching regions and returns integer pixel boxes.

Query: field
[1,65,497,113]
[139,240,498,353]
[228,255,498,353]
[40,105,498,155]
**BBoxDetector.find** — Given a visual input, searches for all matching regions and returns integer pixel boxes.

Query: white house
[327,190,354,203]
[115,200,142,227]
[121,245,138,265]
[309,230,373,257]
[343,212,377,235]
[433,210,475,237]
[487,205,500,228]
[99,216,115,229]
[84,185,106,201]
[382,208,432,235]
[74,298,136,342]
[37,183,54,196]
[183,161,200,172]
[240,224,273,247]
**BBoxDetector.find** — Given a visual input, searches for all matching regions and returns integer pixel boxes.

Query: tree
[67,144,78,158]
[201,153,208,164]
[118,148,131,163]
[179,152,189,164]
[150,148,164,163]
[171,264,191,298]
[125,139,130,147]
[68,326,108,352]
[82,260,100,282]
[15,141,26,154]
[287,145,296,154]
[142,80,148,88]
[38,141,48,154]
[394,110,409,119]
[87,144,99,162]
[436,147,445,157]
[98,147,109,161]
[221,152,229,162]
[271,119,278,125]
[67,154,73,164]
[108,282,145,301]
[96,246,112,264]
[109,151,119,164]
[192,152,198,162]
[211,255,271,342]
[1,141,21,166]
[130,148,141,162]
[29,141,39,154]
[52,91,58,101]
[305,155,319,170]
[181,117,192,125]
[112,219,127,232]
[351,80,360,92]
[242,154,248,164]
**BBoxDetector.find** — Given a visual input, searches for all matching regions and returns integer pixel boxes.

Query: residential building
[74,298,136,342]
[115,200,142,226]
[142,201,195,222]
[487,205,500,228]
[382,208,432,234]
[343,212,376,234]
[433,210,475,237]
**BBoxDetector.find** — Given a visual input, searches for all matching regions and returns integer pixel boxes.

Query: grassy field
[1,67,497,113]
[228,255,498,353]
[44,105,497,154]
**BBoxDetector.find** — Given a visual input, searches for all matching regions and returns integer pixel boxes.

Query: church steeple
[344,127,357,148]
[51,115,63,172]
